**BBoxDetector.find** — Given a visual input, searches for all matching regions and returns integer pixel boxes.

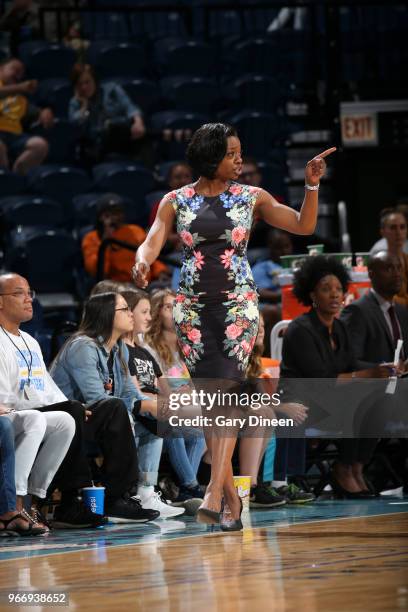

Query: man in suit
[341,251,408,369]
[341,251,408,490]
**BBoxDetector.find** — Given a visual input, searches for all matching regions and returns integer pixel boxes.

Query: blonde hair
[144,288,182,369]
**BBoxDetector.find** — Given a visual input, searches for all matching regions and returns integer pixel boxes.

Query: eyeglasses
[115,306,131,312]
[0,290,36,299]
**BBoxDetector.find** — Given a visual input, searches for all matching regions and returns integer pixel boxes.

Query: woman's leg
[334,440,363,492]
[351,439,379,491]
[165,437,198,487]
[134,422,163,488]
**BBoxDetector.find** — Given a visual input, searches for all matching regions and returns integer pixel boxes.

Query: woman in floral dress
[133,122,335,530]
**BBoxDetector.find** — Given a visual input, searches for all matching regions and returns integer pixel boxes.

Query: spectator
[370,205,408,256]
[144,289,205,511]
[148,161,193,227]
[51,291,160,523]
[281,256,396,498]
[121,288,185,518]
[82,194,169,284]
[0,273,99,528]
[370,209,408,307]
[0,413,47,535]
[69,63,149,165]
[341,252,408,371]
[0,58,53,174]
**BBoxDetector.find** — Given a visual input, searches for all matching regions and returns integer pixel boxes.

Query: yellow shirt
[0,80,28,134]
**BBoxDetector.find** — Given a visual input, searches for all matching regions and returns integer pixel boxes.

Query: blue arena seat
[229,38,288,77]
[130,8,187,40]
[72,192,141,227]
[0,169,26,197]
[160,76,219,113]
[27,165,92,209]
[92,43,146,79]
[29,119,78,164]
[108,78,160,114]
[227,74,284,112]
[154,39,217,76]
[6,227,80,293]
[227,110,286,158]
[0,195,65,228]
[92,163,154,221]
[35,79,72,117]
[82,11,130,41]
[24,44,76,79]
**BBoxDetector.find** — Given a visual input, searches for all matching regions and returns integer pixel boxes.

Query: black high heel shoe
[330,475,375,500]
[220,496,243,532]
[196,498,221,525]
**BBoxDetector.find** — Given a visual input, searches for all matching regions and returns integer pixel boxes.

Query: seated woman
[144,289,206,512]
[51,292,160,523]
[122,288,185,518]
[280,255,394,498]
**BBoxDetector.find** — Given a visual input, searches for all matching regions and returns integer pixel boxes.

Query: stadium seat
[0,195,65,229]
[35,78,72,117]
[145,190,167,211]
[160,76,219,113]
[27,165,92,210]
[227,74,284,112]
[24,44,76,79]
[72,192,141,227]
[82,11,130,40]
[130,8,187,39]
[228,38,289,77]
[92,43,146,79]
[30,119,78,164]
[150,111,209,159]
[0,169,26,197]
[106,78,160,114]
[6,227,80,293]
[227,110,286,158]
[154,39,217,76]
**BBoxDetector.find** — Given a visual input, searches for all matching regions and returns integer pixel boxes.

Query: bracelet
[305,183,320,191]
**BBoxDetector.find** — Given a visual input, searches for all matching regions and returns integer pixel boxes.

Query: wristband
[305,183,320,191]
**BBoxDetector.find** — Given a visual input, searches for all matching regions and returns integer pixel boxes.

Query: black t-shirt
[126,343,162,394]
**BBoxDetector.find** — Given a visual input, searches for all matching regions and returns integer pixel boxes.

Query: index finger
[314,147,337,159]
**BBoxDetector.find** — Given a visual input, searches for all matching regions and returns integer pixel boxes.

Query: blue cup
[82,486,105,515]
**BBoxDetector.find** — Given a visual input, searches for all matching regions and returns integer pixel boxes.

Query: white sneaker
[136,491,186,518]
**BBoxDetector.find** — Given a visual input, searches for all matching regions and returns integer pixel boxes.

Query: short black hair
[186,123,237,179]
[293,255,350,306]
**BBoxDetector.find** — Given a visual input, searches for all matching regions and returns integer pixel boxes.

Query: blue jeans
[0,417,16,515]
[165,434,205,487]
[134,421,163,487]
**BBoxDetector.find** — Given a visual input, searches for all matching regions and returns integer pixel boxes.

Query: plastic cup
[233,475,251,513]
[280,254,307,270]
[82,486,105,515]
[329,253,353,268]
[307,244,324,255]
[355,252,370,268]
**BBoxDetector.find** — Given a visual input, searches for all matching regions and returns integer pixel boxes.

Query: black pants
[40,398,138,500]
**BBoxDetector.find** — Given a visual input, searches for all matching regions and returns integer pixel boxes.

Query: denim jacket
[50,335,147,414]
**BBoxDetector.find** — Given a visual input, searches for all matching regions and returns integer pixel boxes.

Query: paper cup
[280,254,307,270]
[307,244,324,255]
[329,253,353,268]
[233,475,251,512]
[82,486,105,515]
[355,252,370,267]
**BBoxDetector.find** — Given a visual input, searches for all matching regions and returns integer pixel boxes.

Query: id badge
[23,382,41,403]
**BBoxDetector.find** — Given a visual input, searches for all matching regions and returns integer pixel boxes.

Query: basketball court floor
[0,497,407,611]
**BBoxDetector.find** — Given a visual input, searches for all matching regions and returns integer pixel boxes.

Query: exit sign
[341,113,378,146]
[340,100,408,148]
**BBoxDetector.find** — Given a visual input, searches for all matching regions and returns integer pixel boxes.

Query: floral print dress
[170,181,260,381]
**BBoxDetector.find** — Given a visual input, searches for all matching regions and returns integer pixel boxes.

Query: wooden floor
[0,503,407,612]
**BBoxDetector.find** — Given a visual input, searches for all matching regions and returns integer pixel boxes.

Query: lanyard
[1,326,33,384]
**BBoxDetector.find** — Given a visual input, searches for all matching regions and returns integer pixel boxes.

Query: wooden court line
[0,509,406,564]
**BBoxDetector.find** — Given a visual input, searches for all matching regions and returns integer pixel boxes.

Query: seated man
[370,205,408,256]
[82,194,169,283]
[0,272,158,526]
[0,58,53,175]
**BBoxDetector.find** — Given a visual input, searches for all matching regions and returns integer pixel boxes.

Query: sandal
[0,518,19,537]
[30,507,52,532]
[1,509,47,536]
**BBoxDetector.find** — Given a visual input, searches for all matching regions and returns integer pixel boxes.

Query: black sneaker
[171,485,203,506]
[105,494,159,523]
[276,484,315,504]
[52,499,106,528]
[249,484,287,508]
